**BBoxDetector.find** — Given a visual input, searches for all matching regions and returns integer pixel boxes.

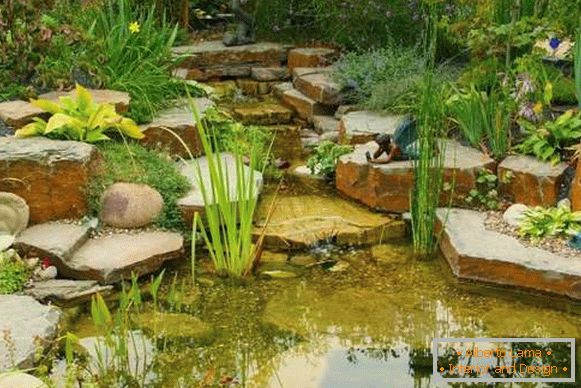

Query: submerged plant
[307,141,353,179]
[15,84,143,143]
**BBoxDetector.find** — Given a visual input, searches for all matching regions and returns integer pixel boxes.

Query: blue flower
[549,37,561,50]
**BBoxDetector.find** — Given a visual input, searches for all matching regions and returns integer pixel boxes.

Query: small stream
[62,180,581,387]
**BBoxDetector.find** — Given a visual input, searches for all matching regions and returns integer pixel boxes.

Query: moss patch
[0,261,29,294]
[89,142,190,232]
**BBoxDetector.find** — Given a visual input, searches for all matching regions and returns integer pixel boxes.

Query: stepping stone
[38,89,130,114]
[173,41,290,81]
[0,138,100,223]
[300,129,321,149]
[140,98,213,157]
[177,153,263,225]
[233,104,293,125]
[14,223,91,267]
[336,140,496,212]
[0,295,61,371]
[0,100,47,129]
[281,89,334,123]
[24,279,113,304]
[294,68,343,105]
[339,111,403,145]
[251,67,290,82]
[313,115,339,134]
[288,48,339,71]
[272,82,293,99]
[437,208,581,300]
[254,192,405,249]
[65,232,184,283]
[498,155,568,207]
[236,79,276,95]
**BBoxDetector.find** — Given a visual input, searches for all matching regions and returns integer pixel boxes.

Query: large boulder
[0,192,29,235]
[336,140,496,212]
[0,138,100,223]
[100,183,163,229]
[498,155,568,207]
[0,295,61,372]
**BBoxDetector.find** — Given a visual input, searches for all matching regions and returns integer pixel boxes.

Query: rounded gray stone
[503,204,530,227]
[100,183,163,229]
[0,192,29,235]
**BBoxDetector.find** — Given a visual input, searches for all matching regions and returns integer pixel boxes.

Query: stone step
[233,103,293,125]
[0,100,47,129]
[293,67,343,105]
[251,67,290,82]
[0,138,100,223]
[24,279,113,304]
[288,47,339,71]
[498,155,568,207]
[313,115,340,134]
[235,79,278,96]
[254,193,405,249]
[339,111,403,145]
[437,208,581,300]
[172,41,290,81]
[0,295,61,372]
[281,88,334,123]
[272,82,294,99]
[140,98,213,157]
[38,89,131,114]
[177,153,263,225]
[336,140,496,212]
[65,232,184,284]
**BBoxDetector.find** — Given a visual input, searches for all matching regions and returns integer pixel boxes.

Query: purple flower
[549,37,561,50]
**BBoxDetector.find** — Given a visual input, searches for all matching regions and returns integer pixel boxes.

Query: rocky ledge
[336,140,496,212]
[437,208,581,300]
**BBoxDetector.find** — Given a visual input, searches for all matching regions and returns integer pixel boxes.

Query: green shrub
[0,259,29,295]
[89,142,190,231]
[464,169,499,210]
[307,141,353,179]
[519,204,581,242]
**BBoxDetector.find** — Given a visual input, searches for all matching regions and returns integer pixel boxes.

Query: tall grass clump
[410,3,447,256]
[82,0,192,123]
[189,102,270,278]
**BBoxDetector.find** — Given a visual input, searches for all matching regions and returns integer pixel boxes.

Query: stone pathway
[336,140,496,212]
[177,153,263,224]
[0,295,61,372]
[437,208,581,300]
[254,192,405,249]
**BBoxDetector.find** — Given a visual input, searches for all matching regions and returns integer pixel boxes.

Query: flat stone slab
[65,232,184,284]
[0,138,100,223]
[251,67,290,82]
[281,88,334,123]
[272,82,293,99]
[0,295,61,371]
[498,155,568,207]
[288,48,338,71]
[24,279,113,303]
[15,223,91,264]
[177,153,263,225]
[140,98,213,157]
[437,208,581,300]
[0,373,48,387]
[313,115,339,134]
[339,111,403,144]
[38,89,130,114]
[233,104,293,125]
[254,193,405,249]
[294,68,342,105]
[336,140,496,212]
[0,100,47,129]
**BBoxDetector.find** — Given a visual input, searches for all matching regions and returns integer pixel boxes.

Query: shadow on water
[64,181,581,387]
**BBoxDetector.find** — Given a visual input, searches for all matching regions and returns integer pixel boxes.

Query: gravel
[484,211,581,259]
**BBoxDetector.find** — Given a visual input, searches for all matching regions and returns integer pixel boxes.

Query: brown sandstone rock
[498,155,567,207]
[0,100,47,129]
[100,183,163,229]
[233,104,293,125]
[281,89,334,123]
[294,69,342,105]
[338,111,403,145]
[336,140,496,212]
[287,48,338,71]
[251,67,290,82]
[571,162,581,211]
[0,138,100,223]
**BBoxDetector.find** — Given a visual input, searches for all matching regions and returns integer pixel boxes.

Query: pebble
[37,266,58,280]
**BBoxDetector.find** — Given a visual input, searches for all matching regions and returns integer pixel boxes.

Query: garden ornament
[223,0,255,46]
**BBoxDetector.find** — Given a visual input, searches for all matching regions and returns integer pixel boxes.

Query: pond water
[63,181,581,387]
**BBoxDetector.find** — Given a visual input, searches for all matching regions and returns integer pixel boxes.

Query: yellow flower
[533,102,543,114]
[129,21,140,34]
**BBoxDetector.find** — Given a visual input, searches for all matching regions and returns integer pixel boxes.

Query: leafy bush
[16,84,143,143]
[519,204,581,242]
[464,169,499,210]
[517,110,581,164]
[307,141,353,179]
[89,142,190,231]
[0,254,29,295]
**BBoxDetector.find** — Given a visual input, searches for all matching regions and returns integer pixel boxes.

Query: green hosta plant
[307,141,353,179]
[516,109,581,164]
[519,204,581,242]
[15,84,144,143]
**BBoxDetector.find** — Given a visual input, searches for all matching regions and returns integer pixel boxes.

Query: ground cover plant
[307,141,353,179]
[519,204,581,242]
